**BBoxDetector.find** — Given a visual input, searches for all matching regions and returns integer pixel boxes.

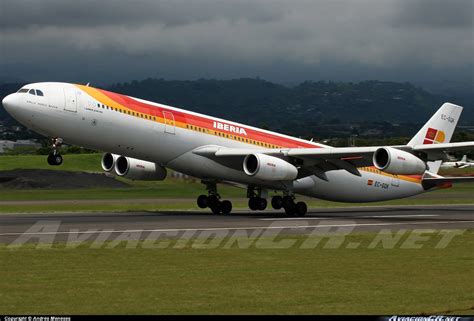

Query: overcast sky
[0,0,473,87]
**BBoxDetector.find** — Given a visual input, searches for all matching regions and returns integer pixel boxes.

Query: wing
[407,142,474,161]
[193,142,474,180]
[194,145,384,181]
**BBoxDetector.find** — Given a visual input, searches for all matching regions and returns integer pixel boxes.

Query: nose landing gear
[46,137,63,166]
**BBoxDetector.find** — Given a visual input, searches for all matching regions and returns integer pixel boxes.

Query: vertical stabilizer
[409,103,463,175]
[408,103,463,146]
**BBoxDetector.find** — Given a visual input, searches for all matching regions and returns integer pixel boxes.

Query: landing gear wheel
[282,196,294,209]
[271,196,283,209]
[54,154,63,166]
[257,198,267,211]
[295,202,307,217]
[197,195,208,208]
[284,204,296,216]
[221,200,232,215]
[282,196,296,216]
[47,153,63,166]
[47,154,55,166]
[207,195,220,208]
[210,201,222,215]
[249,197,267,211]
[248,197,259,211]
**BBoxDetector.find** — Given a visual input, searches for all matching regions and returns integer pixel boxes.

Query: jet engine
[101,153,119,172]
[243,153,298,181]
[114,155,167,181]
[373,147,426,175]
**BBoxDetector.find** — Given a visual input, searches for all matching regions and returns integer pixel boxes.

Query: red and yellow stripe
[76,84,321,149]
[360,166,423,184]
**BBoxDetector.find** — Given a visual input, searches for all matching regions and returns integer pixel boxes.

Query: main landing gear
[270,195,307,217]
[246,187,307,216]
[47,137,63,166]
[196,182,307,217]
[197,181,233,215]
[247,186,268,211]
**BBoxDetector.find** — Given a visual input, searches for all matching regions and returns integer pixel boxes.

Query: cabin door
[163,111,175,134]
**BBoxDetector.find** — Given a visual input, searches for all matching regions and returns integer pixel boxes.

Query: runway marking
[361,214,441,218]
[1,220,473,237]
[260,214,441,221]
[259,217,335,221]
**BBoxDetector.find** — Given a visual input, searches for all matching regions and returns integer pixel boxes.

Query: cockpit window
[36,90,44,96]
[28,89,36,95]
[17,88,29,93]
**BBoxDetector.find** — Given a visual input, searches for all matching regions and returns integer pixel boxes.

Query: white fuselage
[2,82,426,202]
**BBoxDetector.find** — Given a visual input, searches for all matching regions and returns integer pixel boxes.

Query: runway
[1,204,473,244]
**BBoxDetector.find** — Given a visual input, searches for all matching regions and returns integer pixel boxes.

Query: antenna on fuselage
[86,82,90,87]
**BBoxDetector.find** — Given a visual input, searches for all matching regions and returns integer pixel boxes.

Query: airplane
[440,155,474,169]
[2,82,474,216]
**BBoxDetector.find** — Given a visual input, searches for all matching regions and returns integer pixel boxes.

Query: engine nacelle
[114,156,167,181]
[373,147,427,175]
[243,153,298,181]
[101,153,119,172]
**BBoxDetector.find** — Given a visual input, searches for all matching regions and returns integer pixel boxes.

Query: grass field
[1,232,473,314]
[0,153,104,172]
[1,154,474,213]
[1,156,473,315]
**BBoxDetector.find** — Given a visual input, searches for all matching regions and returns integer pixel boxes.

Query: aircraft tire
[284,204,296,216]
[248,197,259,211]
[271,196,283,209]
[55,154,63,165]
[210,201,222,214]
[47,153,63,166]
[221,200,232,214]
[207,195,220,208]
[257,198,267,211]
[295,202,307,217]
[197,195,208,208]
[47,155,55,166]
[282,196,294,209]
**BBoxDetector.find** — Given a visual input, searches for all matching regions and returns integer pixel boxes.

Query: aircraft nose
[2,94,16,111]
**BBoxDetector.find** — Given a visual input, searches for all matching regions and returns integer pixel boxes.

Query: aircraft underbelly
[296,170,424,202]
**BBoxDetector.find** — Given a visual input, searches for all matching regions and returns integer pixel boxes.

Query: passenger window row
[96,103,156,121]
[185,123,281,148]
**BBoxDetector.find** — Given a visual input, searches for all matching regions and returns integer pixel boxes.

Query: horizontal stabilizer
[422,176,474,189]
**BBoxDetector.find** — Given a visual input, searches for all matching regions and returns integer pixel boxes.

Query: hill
[2,78,473,139]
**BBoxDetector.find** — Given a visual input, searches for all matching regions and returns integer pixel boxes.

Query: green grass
[1,231,473,314]
[1,197,474,214]
[0,183,242,201]
[0,153,103,172]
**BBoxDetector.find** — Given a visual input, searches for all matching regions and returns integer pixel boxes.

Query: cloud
[391,0,473,29]
[0,0,472,85]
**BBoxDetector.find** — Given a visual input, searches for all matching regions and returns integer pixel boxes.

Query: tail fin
[461,155,467,162]
[408,102,463,146]
[408,102,463,175]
